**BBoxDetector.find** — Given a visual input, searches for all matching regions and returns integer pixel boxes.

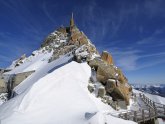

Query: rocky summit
[0,14,132,108]
[41,14,132,105]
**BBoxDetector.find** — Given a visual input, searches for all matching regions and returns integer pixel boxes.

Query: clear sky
[0,0,165,84]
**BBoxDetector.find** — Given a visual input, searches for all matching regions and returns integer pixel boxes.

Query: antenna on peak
[72,12,74,19]
[70,12,75,27]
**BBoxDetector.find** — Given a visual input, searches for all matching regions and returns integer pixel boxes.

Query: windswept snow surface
[14,54,73,94]
[0,62,136,124]
[5,51,53,74]
[4,50,73,94]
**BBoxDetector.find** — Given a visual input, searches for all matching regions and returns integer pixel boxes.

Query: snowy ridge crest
[0,15,138,124]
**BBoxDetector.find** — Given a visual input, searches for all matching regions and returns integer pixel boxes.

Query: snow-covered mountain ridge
[0,14,132,104]
[132,84,165,97]
[1,14,161,124]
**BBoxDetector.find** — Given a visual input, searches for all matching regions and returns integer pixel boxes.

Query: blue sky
[0,0,165,84]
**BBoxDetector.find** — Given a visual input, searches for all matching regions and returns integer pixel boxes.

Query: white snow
[60,39,67,43]
[145,93,165,104]
[0,62,136,124]
[14,53,73,94]
[5,50,52,74]
[133,89,165,124]
[2,47,73,95]
[91,53,100,59]
[6,60,17,70]
[133,89,165,104]
[51,32,57,36]
[89,112,135,124]
[0,93,7,106]
[0,29,138,124]
[158,118,165,124]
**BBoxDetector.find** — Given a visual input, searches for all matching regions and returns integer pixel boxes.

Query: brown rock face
[98,87,106,98]
[96,65,116,84]
[40,14,132,106]
[105,79,116,93]
[89,58,116,83]
[108,81,131,105]
[88,58,102,70]
[79,36,88,45]
[69,26,88,46]
[57,27,67,34]
[108,79,131,105]
[0,78,6,93]
[117,69,128,84]
[41,27,69,48]
[88,58,132,105]
[101,51,114,65]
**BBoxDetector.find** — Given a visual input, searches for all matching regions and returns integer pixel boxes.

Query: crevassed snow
[0,62,136,124]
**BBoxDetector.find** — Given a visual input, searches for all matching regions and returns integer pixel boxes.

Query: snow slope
[133,89,165,124]
[0,62,136,124]
[14,54,73,94]
[133,89,165,104]
[145,93,165,104]
[132,84,165,97]
[4,50,73,95]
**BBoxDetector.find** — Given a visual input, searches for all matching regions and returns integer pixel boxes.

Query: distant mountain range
[132,84,165,97]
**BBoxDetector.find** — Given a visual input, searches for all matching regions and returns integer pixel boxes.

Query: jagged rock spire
[70,12,74,27]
